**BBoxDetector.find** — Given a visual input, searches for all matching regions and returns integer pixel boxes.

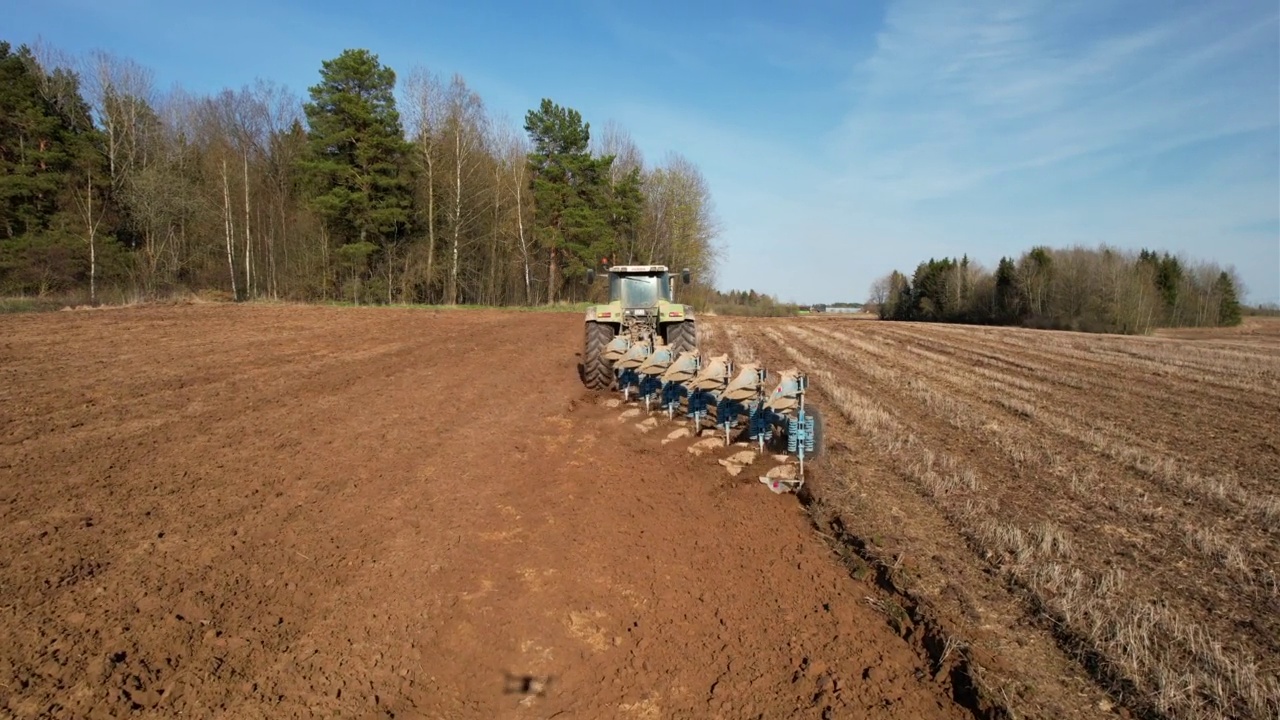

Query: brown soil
[0,305,969,719]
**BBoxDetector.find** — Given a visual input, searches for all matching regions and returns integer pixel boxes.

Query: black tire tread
[583,322,615,390]
[666,321,697,356]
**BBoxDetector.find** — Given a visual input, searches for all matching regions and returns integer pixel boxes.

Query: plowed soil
[0,305,968,719]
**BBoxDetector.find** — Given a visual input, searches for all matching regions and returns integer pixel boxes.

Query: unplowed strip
[713,323,1119,720]
[821,322,1278,495]
[778,323,1278,664]
[735,316,1280,720]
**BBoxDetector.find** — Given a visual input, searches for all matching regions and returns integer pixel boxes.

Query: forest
[0,42,719,307]
[871,245,1244,334]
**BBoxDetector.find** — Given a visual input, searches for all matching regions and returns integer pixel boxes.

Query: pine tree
[301,49,411,251]
[1216,271,1242,327]
[0,43,109,295]
[606,165,643,264]
[994,256,1021,322]
[1153,253,1183,322]
[524,99,617,302]
[0,43,72,239]
[911,257,956,321]
[886,270,912,320]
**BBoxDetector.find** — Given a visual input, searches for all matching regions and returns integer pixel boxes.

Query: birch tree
[403,67,444,301]
[221,158,236,298]
[493,122,535,303]
[440,75,490,305]
[640,153,719,284]
[72,167,103,303]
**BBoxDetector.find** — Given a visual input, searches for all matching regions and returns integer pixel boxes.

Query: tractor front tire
[666,320,697,356]
[583,322,616,390]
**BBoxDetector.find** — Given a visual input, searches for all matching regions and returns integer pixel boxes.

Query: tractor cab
[582,263,698,388]
[587,265,692,310]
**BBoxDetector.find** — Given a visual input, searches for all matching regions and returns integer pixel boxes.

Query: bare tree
[1018,247,1053,318]
[594,119,644,184]
[243,151,253,296]
[255,82,303,299]
[219,87,267,298]
[640,153,720,284]
[868,275,890,308]
[441,75,491,304]
[403,68,445,301]
[72,168,103,304]
[221,159,237,299]
[493,123,535,304]
[84,51,156,191]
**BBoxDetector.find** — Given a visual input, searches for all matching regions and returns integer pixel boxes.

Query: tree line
[0,42,719,306]
[870,245,1244,334]
[704,288,800,317]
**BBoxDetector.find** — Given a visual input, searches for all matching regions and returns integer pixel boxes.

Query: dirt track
[0,306,966,719]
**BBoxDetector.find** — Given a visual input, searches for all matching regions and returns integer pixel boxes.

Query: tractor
[579,264,823,493]
[581,264,696,391]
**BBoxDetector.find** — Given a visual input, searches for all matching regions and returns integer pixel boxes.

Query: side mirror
[681,268,692,285]
[586,269,596,284]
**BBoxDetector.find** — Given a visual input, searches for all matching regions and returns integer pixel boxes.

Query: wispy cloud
[833,0,1278,203]
[809,0,1280,301]
[584,1,1278,302]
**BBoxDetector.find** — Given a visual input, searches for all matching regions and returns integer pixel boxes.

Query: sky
[7,0,1279,303]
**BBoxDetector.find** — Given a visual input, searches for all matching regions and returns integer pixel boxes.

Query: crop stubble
[729,315,1280,720]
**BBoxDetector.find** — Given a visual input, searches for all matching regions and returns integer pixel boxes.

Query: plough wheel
[805,405,824,459]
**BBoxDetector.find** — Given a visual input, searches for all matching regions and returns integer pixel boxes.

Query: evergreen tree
[0,43,109,295]
[606,166,644,264]
[911,257,956,321]
[1216,271,1242,327]
[301,49,411,251]
[1154,253,1183,319]
[885,270,912,320]
[0,43,74,239]
[523,99,616,302]
[994,256,1021,322]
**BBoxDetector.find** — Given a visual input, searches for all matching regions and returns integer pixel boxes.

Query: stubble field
[708,315,1280,720]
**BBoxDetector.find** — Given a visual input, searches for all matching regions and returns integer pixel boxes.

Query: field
[0,306,1276,719]
[0,305,967,720]
[704,315,1279,720]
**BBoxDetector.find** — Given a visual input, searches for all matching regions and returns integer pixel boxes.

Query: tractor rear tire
[583,322,616,390]
[667,320,697,356]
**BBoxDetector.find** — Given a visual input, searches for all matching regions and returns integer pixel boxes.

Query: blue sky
[9,0,1279,302]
